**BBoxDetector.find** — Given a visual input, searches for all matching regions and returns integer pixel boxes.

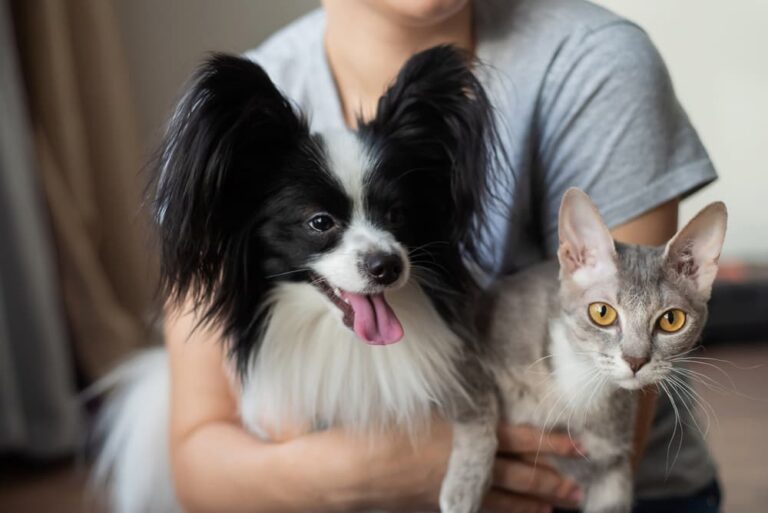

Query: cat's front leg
[583,458,632,513]
[439,398,498,513]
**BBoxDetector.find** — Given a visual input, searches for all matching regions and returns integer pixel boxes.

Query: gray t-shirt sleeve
[535,22,717,253]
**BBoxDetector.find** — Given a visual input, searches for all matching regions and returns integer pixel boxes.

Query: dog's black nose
[364,252,403,285]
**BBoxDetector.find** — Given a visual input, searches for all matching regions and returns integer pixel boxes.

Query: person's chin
[372,0,470,27]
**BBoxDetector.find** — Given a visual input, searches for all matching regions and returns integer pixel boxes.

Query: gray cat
[485,188,727,513]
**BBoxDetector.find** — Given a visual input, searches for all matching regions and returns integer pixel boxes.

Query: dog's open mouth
[314,278,404,345]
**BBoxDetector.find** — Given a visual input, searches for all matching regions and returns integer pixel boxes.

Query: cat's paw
[438,480,484,513]
[583,488,632,513]
[582,463,632,513]
[586,506,631,513]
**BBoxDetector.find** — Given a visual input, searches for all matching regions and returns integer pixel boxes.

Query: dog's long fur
[93,46,502,513]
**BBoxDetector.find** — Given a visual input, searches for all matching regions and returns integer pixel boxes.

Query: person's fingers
[497,424,584,457]
[492,457,582,508]
[482,489,553,513]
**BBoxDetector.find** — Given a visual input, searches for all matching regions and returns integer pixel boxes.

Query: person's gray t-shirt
[246,0,718,499]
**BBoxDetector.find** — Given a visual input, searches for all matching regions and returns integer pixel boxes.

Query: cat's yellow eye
[588,302,618,327]
[658,309,687,333]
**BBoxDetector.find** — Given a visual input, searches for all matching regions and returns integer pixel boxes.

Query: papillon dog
[93,45,503,513]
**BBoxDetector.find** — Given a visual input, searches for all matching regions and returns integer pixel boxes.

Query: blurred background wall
[114,0,316,165]
[116,0,768,262]
[590,0,768,261]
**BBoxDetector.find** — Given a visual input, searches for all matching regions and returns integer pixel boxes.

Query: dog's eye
[308,213,336,232]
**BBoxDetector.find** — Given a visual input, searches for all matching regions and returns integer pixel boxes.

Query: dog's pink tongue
[342,292,404,345]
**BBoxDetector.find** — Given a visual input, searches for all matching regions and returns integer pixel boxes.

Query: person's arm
[610,199,679,468]
[166,296,587,513]
[166,301,355,513]
[165,299,453,513]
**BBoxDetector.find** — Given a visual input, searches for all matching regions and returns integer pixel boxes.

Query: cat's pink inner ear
[557,188,617,284]
[664,202,727,297]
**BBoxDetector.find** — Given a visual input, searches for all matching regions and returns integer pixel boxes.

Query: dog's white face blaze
[239,130,469,436]
[311,221,410,292]
[309,131,410,293]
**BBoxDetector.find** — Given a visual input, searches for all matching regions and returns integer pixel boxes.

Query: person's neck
[324,3,473,127]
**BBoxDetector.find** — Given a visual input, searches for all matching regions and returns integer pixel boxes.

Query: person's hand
[339,419,583,513]
[483,424,585,513]
[328,414,453,512]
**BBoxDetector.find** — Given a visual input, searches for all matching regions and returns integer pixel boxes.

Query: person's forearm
[171,422,364,513]
[163,300,387,513]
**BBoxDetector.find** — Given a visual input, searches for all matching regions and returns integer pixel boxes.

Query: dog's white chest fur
[239,282,466,438]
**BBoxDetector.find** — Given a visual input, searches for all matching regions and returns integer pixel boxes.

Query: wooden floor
[1,344,766,513]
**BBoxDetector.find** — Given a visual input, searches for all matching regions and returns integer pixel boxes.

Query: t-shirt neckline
[314,5,490,132]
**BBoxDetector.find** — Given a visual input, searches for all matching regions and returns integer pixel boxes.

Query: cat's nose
[623,355,649,374]
[364,251,403,285]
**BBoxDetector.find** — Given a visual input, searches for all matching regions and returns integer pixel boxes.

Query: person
[165,1,720,512]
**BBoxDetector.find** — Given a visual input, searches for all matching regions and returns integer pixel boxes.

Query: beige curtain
[11,0,159,380]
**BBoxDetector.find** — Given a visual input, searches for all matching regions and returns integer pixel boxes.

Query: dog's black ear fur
[360,45,501,264]
[152,54,308,361]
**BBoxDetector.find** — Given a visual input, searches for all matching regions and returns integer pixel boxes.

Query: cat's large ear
[153,54,309,306]
[664,202,727,299]
[557,188,618,286]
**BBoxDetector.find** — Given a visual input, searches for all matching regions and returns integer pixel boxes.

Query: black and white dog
[94,46,502,513]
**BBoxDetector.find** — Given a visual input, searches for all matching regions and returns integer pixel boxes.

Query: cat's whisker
[673,355,762,371]
[665,375,708,437]
[531,364,597,469]
[671,367,732,396]
[671,345,706,360]
[666,374,719,435]
[669,357,744,395]
[543,366,600,455]
[683,379,720,433]
[664,376,714,436]
[532,391,566,470]
[582,373,607,425]
[670,356,767,403]
[565,371,603,461]
[674,365,765,403]
[524,353,598,376]
[657,380,684,476]
[524,354,555,372]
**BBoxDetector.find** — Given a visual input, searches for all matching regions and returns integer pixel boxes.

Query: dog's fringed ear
[361,45,501,262]
[152,54,308,312]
